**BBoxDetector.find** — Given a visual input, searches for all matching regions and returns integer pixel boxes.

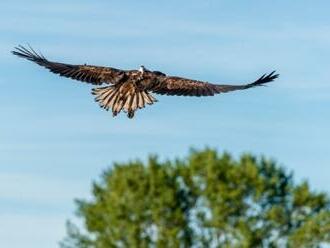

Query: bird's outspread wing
[149,71,279,96]
[12,45,126,85]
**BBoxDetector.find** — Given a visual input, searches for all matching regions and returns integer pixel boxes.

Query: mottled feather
[12,45,126,85]
[149,71,278,96]
[12,45,279,119]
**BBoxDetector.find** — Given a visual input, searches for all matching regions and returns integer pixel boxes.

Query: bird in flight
[12,45,279,118]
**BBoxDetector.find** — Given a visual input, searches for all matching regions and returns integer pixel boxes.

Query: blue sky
[1,0,329,247]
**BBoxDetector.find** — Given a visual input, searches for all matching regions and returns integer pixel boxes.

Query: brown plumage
[12,45,279,118]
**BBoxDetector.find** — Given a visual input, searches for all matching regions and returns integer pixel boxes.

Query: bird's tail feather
[92,86,157,118]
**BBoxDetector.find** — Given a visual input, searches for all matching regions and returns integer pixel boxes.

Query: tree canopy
[61,149,330,248]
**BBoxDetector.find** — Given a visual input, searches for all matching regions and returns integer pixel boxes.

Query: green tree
[61,149,330,248]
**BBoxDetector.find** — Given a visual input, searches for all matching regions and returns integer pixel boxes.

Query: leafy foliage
[61,149,330,248]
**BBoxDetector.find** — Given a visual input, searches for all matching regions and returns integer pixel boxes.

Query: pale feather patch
[138,92,145,108]
[123,94,132,112]
[92,86,157,118]
[131,94,138,110]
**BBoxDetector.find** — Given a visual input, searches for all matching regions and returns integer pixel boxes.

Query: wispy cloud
[0,172,87,205]
[0,213,67,248]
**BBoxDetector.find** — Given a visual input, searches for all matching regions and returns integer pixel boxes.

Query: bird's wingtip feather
[11,44,47,63]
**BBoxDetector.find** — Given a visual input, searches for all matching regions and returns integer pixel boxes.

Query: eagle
[12,45,279,118]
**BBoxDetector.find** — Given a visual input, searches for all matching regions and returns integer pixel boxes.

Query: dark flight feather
[12,45,125,85]
[149,71,278,97]
[12,45,279,118]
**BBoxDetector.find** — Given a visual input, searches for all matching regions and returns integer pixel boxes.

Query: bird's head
[139,65,146,73]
